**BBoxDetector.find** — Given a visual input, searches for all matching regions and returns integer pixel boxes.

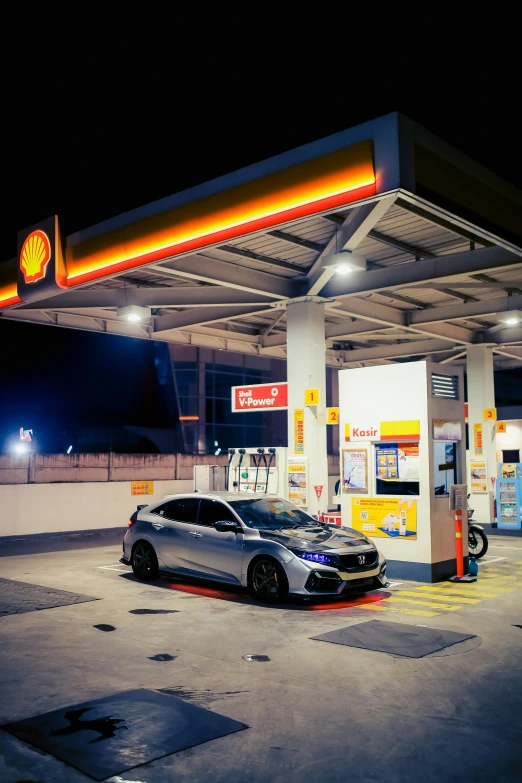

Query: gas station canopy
[2,112,522,369]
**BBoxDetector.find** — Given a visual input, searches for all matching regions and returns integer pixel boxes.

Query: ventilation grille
[432,373,459,399]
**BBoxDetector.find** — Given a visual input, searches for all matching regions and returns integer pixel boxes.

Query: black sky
[2,16,521,450]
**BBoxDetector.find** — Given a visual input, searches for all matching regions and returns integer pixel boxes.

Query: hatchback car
[121,492,387,602]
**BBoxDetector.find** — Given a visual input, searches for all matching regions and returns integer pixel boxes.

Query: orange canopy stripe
[66,141,375,285]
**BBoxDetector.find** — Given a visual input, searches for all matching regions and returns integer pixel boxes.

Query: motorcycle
[467,494,489,559]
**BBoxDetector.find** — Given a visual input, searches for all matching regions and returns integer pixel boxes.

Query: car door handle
[189,531,203,538]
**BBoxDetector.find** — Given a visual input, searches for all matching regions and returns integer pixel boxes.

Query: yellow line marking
[419,587,505,598]
[383,597,460,611]
[398,590,480,605]
[361,604,387,611]
[387,607,441,617]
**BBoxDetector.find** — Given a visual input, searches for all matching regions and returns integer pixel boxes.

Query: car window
[197,499,238,527]
[153,498,200,523]
[230,497,316,530]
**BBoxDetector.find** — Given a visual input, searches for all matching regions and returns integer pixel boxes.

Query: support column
[466,345,496,524]
[286,300,329,516]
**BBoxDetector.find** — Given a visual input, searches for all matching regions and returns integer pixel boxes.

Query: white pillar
[467,345,496,524]
[286,301,329,516]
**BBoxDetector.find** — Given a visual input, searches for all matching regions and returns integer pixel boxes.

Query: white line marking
[97,565,130,572]
[386,582,404,589]
[489,545,522,551]
[478,556,507,564]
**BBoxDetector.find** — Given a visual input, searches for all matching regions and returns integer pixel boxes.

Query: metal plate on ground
[2,688,249,781]
[0,577,99,617]
[311,619,476,658]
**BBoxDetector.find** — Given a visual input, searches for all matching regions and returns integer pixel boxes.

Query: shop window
[503,449,521,463]
[433,442,457,496]
[375,443,420,497]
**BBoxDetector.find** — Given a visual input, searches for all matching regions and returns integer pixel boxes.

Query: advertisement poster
[288,459,308,507]
[473,423,483,454]
[470,461,487,493]
[398,443,420,481]
[433,420,463,441]
[342,449,368,492]
[501,463,522,479]
[375,447,399,480]
[131,481,154,496]
[351,497,417,539]
[294,408,304,454]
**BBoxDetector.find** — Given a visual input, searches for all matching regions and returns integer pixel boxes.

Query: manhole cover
[242,654,270,662]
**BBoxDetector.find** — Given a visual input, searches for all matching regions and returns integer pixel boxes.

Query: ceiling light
[323,250,366,275]
[117,305,151,323]
[505,317,520,326]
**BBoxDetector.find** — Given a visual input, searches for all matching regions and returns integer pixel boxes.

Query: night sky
[2,18,521,451]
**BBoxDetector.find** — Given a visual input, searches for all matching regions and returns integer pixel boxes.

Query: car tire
[248,556,289,603]
[132,541,159,581]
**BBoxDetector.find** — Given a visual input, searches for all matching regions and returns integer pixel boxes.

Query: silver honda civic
[121,492,387,602]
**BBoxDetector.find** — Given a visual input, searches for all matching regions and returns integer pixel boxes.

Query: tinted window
[197,499,237,527]
[154,498,199,523]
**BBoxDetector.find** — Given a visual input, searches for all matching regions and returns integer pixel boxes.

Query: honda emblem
[357,555,366,565]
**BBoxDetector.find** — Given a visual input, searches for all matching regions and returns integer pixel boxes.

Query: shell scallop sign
[17,215,68,303]
[20,230,52,283]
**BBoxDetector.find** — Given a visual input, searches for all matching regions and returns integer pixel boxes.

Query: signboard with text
[232,382,288,412]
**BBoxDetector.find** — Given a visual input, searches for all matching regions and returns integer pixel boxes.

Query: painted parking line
[382,596,461,611]
[97,565,130,572]
[478,556,507,564]
[397,590,480,605]
[362,604,440,617]
[418,586,513,598]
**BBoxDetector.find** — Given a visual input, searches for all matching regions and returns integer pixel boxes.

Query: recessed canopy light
[504,317,520,326]
[117,305,151,322]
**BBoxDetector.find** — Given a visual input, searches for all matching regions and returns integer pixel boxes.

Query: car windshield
[229,497,318,530]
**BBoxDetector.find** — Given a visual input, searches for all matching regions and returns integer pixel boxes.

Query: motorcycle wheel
[468,526,488,559]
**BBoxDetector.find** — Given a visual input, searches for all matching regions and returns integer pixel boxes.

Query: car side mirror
[213,520,242,533]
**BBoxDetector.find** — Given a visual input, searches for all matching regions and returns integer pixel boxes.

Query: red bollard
[455,509,464,578]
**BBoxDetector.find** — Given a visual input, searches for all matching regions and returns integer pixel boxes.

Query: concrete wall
[0,479,193,537]
[0,452,229,485]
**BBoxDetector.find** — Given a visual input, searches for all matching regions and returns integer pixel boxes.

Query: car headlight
[288,548,339,566]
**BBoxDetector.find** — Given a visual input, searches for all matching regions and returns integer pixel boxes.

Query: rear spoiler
[137,504,148,511]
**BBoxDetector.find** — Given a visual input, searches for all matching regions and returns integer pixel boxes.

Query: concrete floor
[1,538,522,782]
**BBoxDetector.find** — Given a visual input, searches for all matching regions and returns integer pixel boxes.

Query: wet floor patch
[148,653,176,661]
[0,577,98,617]
[312,619,476,658]
[242,654,271,662]
[158,687,248,706]
[2,688,249,781]
[129,609,179,615]
[93,624,116,632]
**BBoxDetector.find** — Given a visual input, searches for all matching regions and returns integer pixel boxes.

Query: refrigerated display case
[496,478,522,530]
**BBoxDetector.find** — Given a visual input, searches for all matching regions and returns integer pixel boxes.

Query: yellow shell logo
[20,230,51,283]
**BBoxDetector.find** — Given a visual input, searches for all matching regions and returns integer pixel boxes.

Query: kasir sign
[232,382,288,412]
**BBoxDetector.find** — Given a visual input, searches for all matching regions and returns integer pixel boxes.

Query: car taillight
[128,518,135,527]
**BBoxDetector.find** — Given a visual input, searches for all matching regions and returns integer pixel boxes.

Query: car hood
[258,524,375,552]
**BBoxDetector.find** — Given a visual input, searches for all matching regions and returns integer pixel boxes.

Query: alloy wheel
[252,560,280,598]
[134,543,154,577]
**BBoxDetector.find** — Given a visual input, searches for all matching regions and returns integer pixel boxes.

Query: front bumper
[286,553,387,597]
